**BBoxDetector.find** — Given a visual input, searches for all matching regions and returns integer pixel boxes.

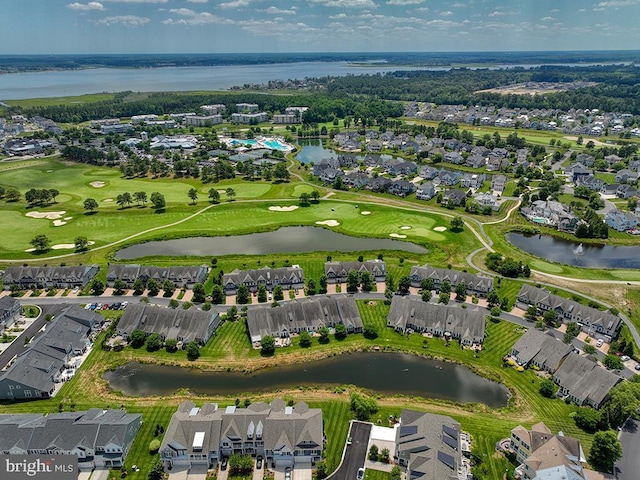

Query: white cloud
[187,0,208,3]
[540,16,555,21]
[169,8,196,16]
[263,6,297,14]
[596,0,638,6]
[414,7,429,12]
[440,10,453,16]
[219,0,252,8]
[313,0,377,7]
[95,15,150,26]
[67,1,105,10]
[102,0,166,3]
[386,0,425,5]
[163,9,231,25]
[329,13,348,18]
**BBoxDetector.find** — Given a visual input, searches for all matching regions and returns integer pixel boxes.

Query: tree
[83,197,98,213]
[306,278,317,296]
[588,430,623,472]
[364,324,378,339]
[226,305,238,321]
[487,290,500,308]
[350,392,379,421]
[603,354,623,370]
[74,236,90,252]
[311,190,321,203]
[360,271,374,292]
[573,407,602,433]
[299,330,312,348]
[146,333,163,352]
[130,329,146,348]
[162,279,175,297]
[257,284,268,303]
[566,322,580,337]
[335,323,347,339]
[421,289,432,302]
[543,309,558,327]
[390,466,402,480]
[583,344,597,354]
[134,191,147,206]
[315,461,328,480]
[148,458,164,480]
[539,379,557,398]
[450,216,464,231]
[149,438,161,454]
[188,187,198,204]
[186,341,200,360]
[225,187,236,202]
[261,335,276,355]
[89,279,105,296]
[455,282,467,301]
[273,284,284,301]
[439,292,450,304]
[208,188,220,203]
[346,269,360,293]
[229,454,254,476]
[132,278,145,295]
[49,189,59,203]
[299,192,311,206]
[380,447,390,464]
[116,194,127,209]
[318,326,330,344]
[165,338,178,353]
[150,192,166,210]
[396,275,411,295]
[146,278,160,296]
[5,188,21,202]
[169,299,179,309]
[113,279,127,295]
[30,234,51,252]
[368,444,379,461]
[211,284,224,304]
[192,282,206,303]
[236,284,250,304]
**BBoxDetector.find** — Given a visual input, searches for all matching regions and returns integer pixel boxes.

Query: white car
[621,355,630,362]
[596,339,604,347]
[357,468,365,480]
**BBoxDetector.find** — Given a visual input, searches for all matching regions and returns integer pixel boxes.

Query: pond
[103,353,509,407]
[507,232,640,269]
[295,139,398,165]
[114,226,428,259]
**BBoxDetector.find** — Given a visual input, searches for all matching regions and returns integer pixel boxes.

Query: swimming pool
[225,136,293,152]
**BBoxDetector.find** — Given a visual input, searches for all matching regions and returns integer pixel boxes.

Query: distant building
[2,265,99,291]
[236,103,259,113]
[201,104,226,115]
[231,112,268,124]
[106,264,208,289]
[272,114,299,124]
[324,260,386,284]
[409,264,494,297]
[131,114,158,124]
[0,297,21,332]
[185,115,223,127]
[222,267,304,295]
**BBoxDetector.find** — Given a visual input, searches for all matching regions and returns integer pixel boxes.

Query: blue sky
[3,0,640,54]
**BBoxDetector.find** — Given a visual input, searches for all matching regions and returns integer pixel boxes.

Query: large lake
[507,232,640,269]
[103,353,509,407]
[295,139,399,164]
[0,62,435,101]
[114,226,427,259]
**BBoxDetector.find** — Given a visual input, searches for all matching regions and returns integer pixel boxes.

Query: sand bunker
[316,220,340,227]
[389,233,407,239]
[64,217,72,221]
[361,211,371,215]
[53,220,67,227]
[90,181,106,188]
[24,248,36,252]
[433,226,447,232]
[269,206,299,212]
[400,226,411,230]
[103,198,113,202]
[26,211,66,220]
[51,241,95,250]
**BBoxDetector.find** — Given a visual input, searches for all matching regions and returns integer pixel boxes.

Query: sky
[2,0,640,54]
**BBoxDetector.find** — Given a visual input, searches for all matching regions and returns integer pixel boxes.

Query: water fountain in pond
[574,243,584,255]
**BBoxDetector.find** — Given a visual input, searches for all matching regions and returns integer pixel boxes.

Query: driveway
[328,422,372,480]
[77,471,92,480]
[89,470,109,480]
[187,464,208,480]
[294,462,312,480]
[616,418,640,480]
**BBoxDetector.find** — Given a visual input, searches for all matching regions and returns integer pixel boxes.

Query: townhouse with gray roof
[0,296,21,332]
[409,265,494,297]
[395,409,470,480]
[222,266,304,295]
[605,209,638,232]
[246,296,362,344]
[2,265,99,290]
[117,303,221,345]
[552,354,622,409]
[324,260,386,284]
[106,264,208,289]
[387,297,485,346]
[160,399,322,470]
[0,305,103,400]
[0,409,142,470]
[517,285,621,340]
[511,329,573,373]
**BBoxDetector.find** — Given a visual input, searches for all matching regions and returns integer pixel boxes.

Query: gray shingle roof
[511,329,572,372]
[553,354,622,408]
[410,265,493,293]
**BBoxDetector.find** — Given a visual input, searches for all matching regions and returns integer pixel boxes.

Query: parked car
[285,467,292,480]
[621,355,630,362]
[220,458,227,471]
[256,456,263,469]
[84,303,91,310]
[122,301,129,309]
[89,303,98,310]
[596,339,604,347]
[634,364,640,371]
[357,468,365,480]
[101,304,109,310]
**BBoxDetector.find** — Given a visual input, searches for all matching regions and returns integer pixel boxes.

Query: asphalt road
[328,422,371,480]
[0,303,68,370]
[615,418,640,480]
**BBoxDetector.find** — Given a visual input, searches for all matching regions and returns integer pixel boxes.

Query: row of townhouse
[409,265,494,297]
[222,266,305,295]
[106,264,209,289]
[2,265,100,291]
[0,296,21,332]
[511,329,622,409]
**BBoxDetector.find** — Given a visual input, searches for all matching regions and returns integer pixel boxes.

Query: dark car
[256,456,263,469]
[220,458,227,471]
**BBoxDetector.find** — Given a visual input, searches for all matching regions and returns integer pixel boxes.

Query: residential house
[418,165,439,180]
[510,422,588,480]
[486,157,507,172]
[2,265,100,291]
[409,265,494,297]
[600,183,620,196]
[520,200,580,233]
[117,304,221,345]
[516,285,622,340]
[616,184,637,199]
[575,175,603,191]
[386,160,417,176]
[0,297,21,332]
[444,151,464,165]
[222,267,305,295]
[246,296,363,344]
[366,177,392,193]
[510,329,572,373]
[160,399,322,470]
[605,209,638,232]
[395,409,470,480]
[491,175,507,194]
[367,140,383,152]
[106,264,208,289]
[576,153,595,167]
[435,170,461,187]
[0,409,142,470]
[324,260,386,284]
[461,173,486,189]
[0,305,103,400]
[344,172,369,189]
[465,154,485,169]
[388,179,416,197]
[553,354,622,408]
[615,169,638,184]
[564,163,592,183]
[442,189,466,207]
[473,193,500,211]
[387,297,486,346]
[416,182,436,201]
